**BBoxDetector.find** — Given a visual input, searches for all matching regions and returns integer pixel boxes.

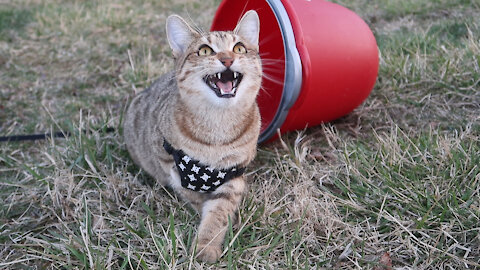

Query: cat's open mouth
[204,69,243,98]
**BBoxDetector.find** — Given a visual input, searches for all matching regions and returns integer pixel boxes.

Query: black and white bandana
[163,140,245,193]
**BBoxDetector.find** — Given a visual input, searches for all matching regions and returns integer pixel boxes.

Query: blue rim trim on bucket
[259,0,303,143]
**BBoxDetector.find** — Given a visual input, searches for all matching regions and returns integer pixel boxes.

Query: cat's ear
[166,15,198,57]
[234,10,260,48]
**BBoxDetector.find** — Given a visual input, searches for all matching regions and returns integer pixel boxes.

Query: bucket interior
[211,1,286,134]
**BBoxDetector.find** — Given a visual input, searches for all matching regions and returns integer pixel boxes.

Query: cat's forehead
[197,31,240,50]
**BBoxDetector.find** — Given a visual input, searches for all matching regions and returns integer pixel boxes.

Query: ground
[0,0,479,269]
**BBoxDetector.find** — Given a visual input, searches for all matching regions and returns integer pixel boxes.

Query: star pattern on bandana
[163,139,246,193]
[200,173,210,181]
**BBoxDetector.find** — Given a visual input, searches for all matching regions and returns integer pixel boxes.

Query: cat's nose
[220,57,234,68]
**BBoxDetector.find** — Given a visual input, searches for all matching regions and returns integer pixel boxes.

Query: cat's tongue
[216,81,233,94]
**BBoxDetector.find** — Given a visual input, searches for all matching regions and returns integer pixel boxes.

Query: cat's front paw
[194,244,222,263]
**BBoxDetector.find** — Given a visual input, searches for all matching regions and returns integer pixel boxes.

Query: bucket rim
[258,0,303,143]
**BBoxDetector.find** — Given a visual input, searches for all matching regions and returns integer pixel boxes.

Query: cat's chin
[203,69,243,99]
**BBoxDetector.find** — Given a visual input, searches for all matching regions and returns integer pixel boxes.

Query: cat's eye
[233,43,247,54]
[198,45,214,56]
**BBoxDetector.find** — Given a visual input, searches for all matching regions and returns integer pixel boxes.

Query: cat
[123,11,262,262]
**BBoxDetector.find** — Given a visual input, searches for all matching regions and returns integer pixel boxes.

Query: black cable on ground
[0,127,115,142]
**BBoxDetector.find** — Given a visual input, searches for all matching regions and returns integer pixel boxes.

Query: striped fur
[123,11,261,262]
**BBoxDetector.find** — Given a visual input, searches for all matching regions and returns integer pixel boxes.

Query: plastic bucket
[211,0,379,143]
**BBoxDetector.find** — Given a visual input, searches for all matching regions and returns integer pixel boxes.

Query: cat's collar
[163,139,245,193]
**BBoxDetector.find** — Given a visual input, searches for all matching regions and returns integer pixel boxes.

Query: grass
[1,0,479,269]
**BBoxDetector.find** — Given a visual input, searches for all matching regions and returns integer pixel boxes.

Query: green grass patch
[0,7,32,41]
[324,127,480,266]
[378,0,475,18]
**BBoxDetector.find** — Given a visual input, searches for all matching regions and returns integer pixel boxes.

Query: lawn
[0,0,479,269]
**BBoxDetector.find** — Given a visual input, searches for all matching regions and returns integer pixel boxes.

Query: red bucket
[211,0,379,143]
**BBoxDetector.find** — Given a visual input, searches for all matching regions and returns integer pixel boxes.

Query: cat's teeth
[216,73,221,79]
[233,72,238,79]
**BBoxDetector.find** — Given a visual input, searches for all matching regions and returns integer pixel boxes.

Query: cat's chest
[169,119,257,168]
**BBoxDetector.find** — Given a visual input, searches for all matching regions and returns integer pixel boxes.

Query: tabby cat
[123,11,262,262]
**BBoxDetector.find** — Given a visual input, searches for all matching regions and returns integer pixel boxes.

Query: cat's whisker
[184,11,207,36]
[261,63,285,70]
[262,69,285,77]
[261,58,285,64]
[261,56,285,61]
[262,66,285,74]
[234,0,254,30]
[259,85,273,98]
[262,72,285,86]
[258,32,281,47]
[258,51,278,58]
[262,57,299,70]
